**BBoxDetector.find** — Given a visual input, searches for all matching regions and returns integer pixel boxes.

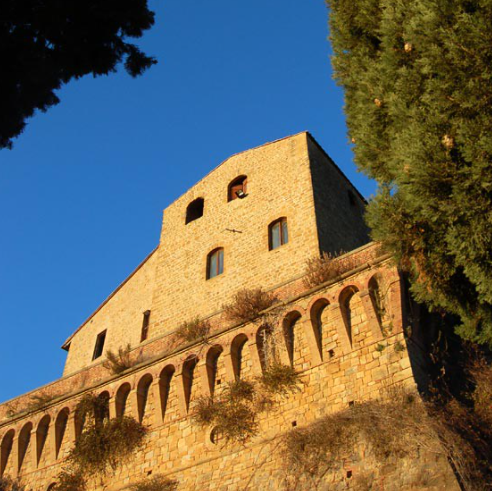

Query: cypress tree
[327,0,492,344]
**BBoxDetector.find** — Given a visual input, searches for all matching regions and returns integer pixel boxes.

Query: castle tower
[0,133,457,491]
[62,132,369,375]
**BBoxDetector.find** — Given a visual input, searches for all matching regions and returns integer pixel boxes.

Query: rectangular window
[141,310,151,342]
[92,330,107,360]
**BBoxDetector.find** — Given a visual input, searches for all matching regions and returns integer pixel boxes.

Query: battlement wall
[0,245,438,490]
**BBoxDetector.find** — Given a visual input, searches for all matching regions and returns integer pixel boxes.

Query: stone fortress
[0,132,458,490]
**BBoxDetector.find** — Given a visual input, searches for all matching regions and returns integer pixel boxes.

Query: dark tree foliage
[327,0,492,344]
[0,0,156,149]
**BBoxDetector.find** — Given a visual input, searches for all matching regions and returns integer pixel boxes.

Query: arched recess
[282,311,302,367]
[74,397,90,441]
[182,355,198,413]
[206,345,223,396]
[1,429,15,476]
[230,334,248,380]
[159,365,175,423]
[55,408,69,459]
[115,382,132,418]
[257,324,277,372]
[137,374,153,423]
[310,299,330,360]
[36,414,51,466]
[18,422,33,473]
[368,274,386,330]
[339,286,360,348]
[96,391,110,424]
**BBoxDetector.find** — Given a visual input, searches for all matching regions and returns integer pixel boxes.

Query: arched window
[115,383,131,418]
[207,248,224,279]
[36,415,50,466]
[137,375,153,423]
[231,334,248,380]
[206,345,223,397]
[283,312,302,367]
[186,198,204,224]
[1,429,15,476]
[269,218,288,250]
[159,365,175,423]
[55,408,69,460]
[182,356,198,412]
[228,175,247,201]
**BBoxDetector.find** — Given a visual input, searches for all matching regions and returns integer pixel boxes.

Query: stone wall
[0,246,459,490]
[63,249,159,376]
[61,132,370,375]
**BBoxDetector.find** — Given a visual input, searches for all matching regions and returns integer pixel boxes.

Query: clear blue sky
[0,0,376,403]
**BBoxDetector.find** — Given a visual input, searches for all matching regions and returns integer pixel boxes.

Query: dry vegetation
[281,376,492,491]
[53,396,147,491]
[223,288,279,324]
[193,364,300,443]
[75,393,109,424]
[53,470,86,491]
[303,252,360,289]
[0,477,25,491]
[469,356,492,427]
[130,475,178,491]
[69,417,147,474]
[193,380,258,444]
[174,317,211,344]
[259,363,301,397]
[103,344,137,375]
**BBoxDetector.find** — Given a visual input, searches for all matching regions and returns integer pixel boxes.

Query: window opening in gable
[186,198,204,224]
[228,175,248,201]
[92,330,107,360]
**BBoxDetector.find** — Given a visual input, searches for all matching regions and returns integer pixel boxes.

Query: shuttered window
[228,176,247,201]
